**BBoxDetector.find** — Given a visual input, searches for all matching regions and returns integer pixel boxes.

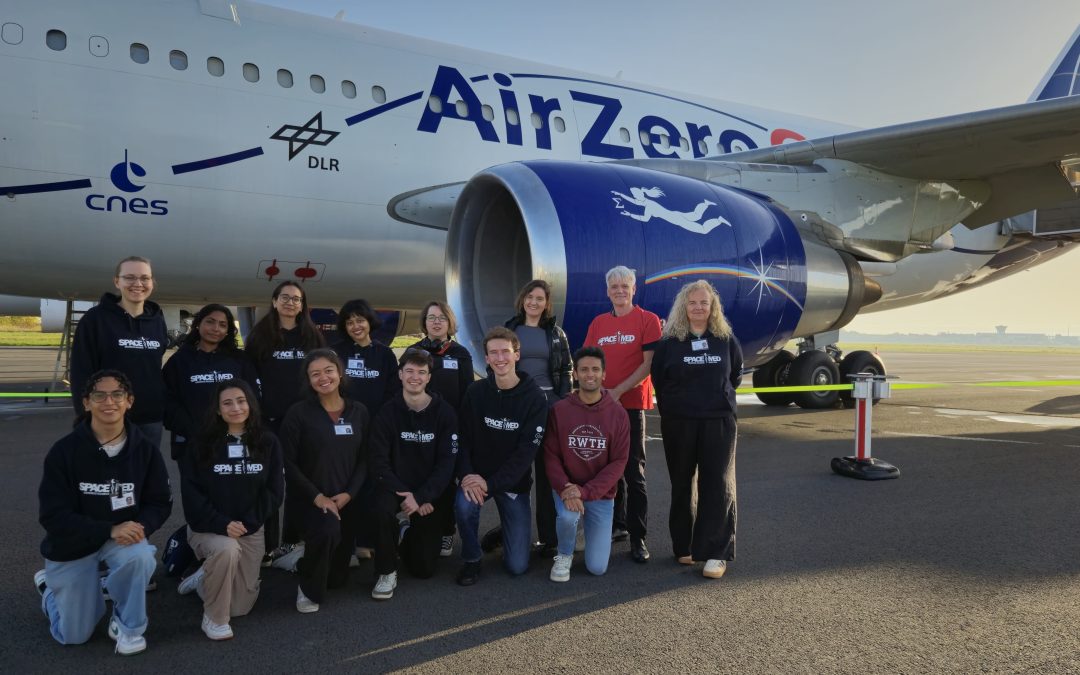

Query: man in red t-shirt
[583,265,663,563]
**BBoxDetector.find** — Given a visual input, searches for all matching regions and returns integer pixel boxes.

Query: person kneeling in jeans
[543,347,629,582]
[35,370,172,656]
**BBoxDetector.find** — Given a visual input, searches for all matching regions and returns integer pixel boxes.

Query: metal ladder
[50,301,86,394]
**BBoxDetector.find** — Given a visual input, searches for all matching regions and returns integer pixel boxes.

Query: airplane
[2,0,1080,409]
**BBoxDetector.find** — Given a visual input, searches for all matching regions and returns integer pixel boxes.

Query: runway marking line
[881,430,1039,445]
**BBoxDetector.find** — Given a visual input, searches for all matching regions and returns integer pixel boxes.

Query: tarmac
[3,348,1080,673]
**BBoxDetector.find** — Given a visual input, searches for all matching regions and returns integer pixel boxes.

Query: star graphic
[270,112,340,160]
[748,250,781,314]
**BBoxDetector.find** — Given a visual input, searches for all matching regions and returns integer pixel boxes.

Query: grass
[0,331,62,347]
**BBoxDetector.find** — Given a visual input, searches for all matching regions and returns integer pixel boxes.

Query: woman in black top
[650,280,742,580]
[163,304,257,462]
[408,300,474,556]
[179,380,283,640]
[503,279,572,556]
[280,349,369,613]
[330,298,400,421]
[244,281,324,561]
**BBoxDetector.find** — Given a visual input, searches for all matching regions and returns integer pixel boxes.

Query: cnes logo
[85,150,168,216]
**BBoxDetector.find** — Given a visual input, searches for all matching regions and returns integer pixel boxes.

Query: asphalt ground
[3,349,1080,673]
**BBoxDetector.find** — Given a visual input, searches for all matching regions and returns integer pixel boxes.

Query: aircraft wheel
[753,350,794,406]
[789,351,841,409]
[838,350,886,409]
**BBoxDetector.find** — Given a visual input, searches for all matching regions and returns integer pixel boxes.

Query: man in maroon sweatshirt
[543,346,630,582]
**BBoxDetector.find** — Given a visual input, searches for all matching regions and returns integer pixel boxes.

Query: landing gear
[837,350,886,409]
[752,337,887,410]
[788,351,841,409]
[752,350,794,406]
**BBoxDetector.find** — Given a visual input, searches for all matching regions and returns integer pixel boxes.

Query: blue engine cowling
[446,160,872,367]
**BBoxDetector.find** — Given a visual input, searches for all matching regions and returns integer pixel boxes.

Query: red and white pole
[832,373,899,480]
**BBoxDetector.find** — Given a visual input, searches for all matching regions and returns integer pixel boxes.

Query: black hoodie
[280,398,370,505]
[408,337,474,411]
[38,420,172,562]
[162,344,259,443]
[181,433,285,536]
[70,293,168,424]
[650,331,744,419]
[457,370,548,494]
[330,338,401,419]
[247,326,309,423]
[369,392,458,506]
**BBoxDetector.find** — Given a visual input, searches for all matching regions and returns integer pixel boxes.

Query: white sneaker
[703,559,727,579]
[201,613,234,641]
[108,618,147,656]
[550,553,572,582]
[34,569,47,596]
[272,543,305,572]
[296,586,319,613]
[371,572,397,600]
[439,535,455,557]
[177,566,205,596]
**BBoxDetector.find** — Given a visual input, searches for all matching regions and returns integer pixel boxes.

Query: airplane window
[46,29,66,51]
[619,127,631,143]
[277,69,293,88]
[341,80,357,99]
[481,104,494,121]
[170,50,187,70]
[679,137,689,152]
[428,95,443,114]
[243,63,259,83]
[207,57,225,77]
[505,108,520,126]
[530,112,543,129]
[553,116,566,133]
[697,139,707,155]
[310,74,325,93]
[639,130,651,145]
[455,100,469,116]
[371,85,386,103]
[130,43,149,64]
[1,23,24,46]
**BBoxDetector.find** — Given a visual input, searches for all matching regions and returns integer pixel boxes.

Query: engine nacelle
[446,161,875,366]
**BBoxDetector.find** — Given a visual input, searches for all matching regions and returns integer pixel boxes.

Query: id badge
[348,358,364,371]
[227,443,246,459]
[691,339,709,351]
[443,358,458,370]
[111,491,135,511]
[334,424,354,436]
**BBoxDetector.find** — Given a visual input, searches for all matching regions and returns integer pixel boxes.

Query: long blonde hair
[662,280,733,340]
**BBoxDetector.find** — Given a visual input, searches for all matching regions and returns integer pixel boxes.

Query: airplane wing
[720,95,1080,227]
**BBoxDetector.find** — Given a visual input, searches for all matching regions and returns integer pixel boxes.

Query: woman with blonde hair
[649,280,742,579]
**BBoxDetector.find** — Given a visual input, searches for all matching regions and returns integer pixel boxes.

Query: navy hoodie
[70,293,168,424]
[280,398,370,504]
[650,332,744,419]
[247,326,309,424]
[457,370,548,495]
[369,392,458,506]
[330,338,401,419]
[39,420,172,562]
[408,337,474,411]
[162,344,259,443]
[181,433,285,536]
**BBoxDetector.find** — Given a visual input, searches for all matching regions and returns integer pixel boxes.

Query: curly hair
[183,303,240,352]
[662,280,733,340]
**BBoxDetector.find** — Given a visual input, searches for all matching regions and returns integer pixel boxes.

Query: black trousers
[296,499,359,604]
[436,481,456,537]
[659,415,737,562]
[263,417,301,552]
[374,491,441,578]
[533,452,556,545]
[613,409,647,539]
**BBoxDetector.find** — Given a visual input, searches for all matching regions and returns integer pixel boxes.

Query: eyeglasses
[425,315,448,323]
[88,390,128,403]
[118,275,153,285]
[277,295,303,305]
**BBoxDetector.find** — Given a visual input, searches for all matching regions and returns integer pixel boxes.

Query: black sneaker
[611,528,630,542]
[480,527,503,553]
[532,541,557,559]
[456,561,482,586]
[631,538,651,563]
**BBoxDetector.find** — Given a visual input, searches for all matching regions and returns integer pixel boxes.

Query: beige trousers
[188,526,264,625]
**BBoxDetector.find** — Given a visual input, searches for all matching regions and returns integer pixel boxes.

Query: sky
[264,0,1080,335]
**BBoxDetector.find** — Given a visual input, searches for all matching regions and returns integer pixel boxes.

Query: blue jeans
[553,491,614,575]
[455,488,531,575]
[41,539,157,644]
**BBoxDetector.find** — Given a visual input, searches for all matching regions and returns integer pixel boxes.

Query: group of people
[35,256,743,656]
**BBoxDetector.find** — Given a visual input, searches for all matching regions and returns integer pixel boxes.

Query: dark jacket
[650,331,743,419]
[38,420,172,561]
[70,293,168,424]
[162,344,259,443]
[543,390,630,501]
[247,326,309,423]
[408,337,474,412]
[457,371,548,494]
[181,432,285,536]
[369,392,458,506]
[280,398,370,505]
[330,338,401,420]
[504,315,573,398]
